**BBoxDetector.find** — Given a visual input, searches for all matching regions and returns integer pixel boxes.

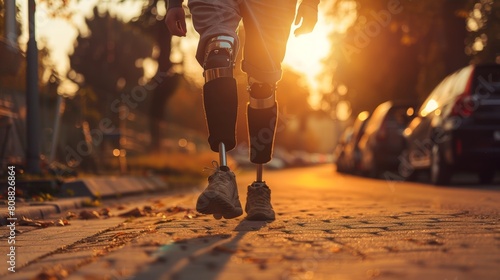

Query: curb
[1,176,171,225]
[1,197,89,225]
[60,176,168,199]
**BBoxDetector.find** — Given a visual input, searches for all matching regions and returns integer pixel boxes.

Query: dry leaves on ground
[119,207,147,217]
[18,216,70,228]
[79,210,100,220]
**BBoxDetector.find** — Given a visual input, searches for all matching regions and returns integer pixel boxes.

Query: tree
[131,0,182,151]
[69,7,154,124]
[0,0,22,77]
[326,0,472,117]
[466,0,500,64]
[66,7,156,171]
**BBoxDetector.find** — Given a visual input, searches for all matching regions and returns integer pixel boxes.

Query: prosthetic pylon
[256,163,263,182]
[202,36,238,168]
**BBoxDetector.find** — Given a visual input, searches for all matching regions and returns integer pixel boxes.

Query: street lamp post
[26,0,41,174]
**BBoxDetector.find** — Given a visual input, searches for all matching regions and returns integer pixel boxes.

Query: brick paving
[2,165,499,280]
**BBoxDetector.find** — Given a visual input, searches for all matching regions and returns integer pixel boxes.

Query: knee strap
[248,82,276,109]
[203,36,236,83]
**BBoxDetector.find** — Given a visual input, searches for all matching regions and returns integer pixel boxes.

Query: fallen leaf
[99,208,111,217]
[331,246,342,253]
[154,202,166,208]
[165,206,189,213]
[79,210,100,220]
[19,217,42,227]
[66,211,77,220]
[119,207,146,217]
[33,265,69,279]
[39,221,54,227]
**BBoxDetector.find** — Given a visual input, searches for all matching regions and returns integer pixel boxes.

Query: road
[2,164,500,280]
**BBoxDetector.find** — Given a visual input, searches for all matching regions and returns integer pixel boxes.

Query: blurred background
[0,0,499,182]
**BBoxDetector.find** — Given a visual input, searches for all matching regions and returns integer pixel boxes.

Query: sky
[16,0,336,107]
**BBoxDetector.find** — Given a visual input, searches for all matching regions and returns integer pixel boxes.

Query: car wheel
[478,169,495,185]
[430,144,452,185]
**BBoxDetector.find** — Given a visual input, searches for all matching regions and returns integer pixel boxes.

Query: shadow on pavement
[132,220,268,280]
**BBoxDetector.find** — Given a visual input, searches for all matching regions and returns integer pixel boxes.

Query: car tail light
[452,95,476,117]
[451,68,476,118]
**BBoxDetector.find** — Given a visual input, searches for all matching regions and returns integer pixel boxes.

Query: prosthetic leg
[247,81,278,180]
[244,81,277,221]
[202,36,238,167]
[195,35,243,219]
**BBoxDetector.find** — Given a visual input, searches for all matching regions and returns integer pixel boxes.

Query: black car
[403,64,500,185]
[357,101,415,178]
[334,125,353,173]
[335,111,370,174]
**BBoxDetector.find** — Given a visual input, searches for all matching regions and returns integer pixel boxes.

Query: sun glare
[283,1,356,110]
[283,5,334,109]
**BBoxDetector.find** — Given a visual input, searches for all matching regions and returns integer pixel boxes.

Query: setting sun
[283,1,356,110]
[283,6,334,109]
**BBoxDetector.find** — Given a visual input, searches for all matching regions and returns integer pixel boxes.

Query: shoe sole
[196,191,243,219]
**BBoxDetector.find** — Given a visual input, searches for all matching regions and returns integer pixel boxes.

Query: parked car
[403,63,500,185]
[357,101,415,177]
[335,111,370,174]
[334,125,353,173]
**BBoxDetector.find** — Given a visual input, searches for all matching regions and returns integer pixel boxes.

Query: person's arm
[294,0,319,36]
[165,0,187,36]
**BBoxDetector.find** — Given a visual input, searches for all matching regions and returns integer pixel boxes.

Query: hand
[165,7,187,37]
[293,4,318,37]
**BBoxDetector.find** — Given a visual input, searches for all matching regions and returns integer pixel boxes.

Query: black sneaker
[196,162,243,219]
[245,181,275,221]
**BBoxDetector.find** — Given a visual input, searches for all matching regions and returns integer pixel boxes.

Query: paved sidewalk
[1,165,499,279]
[1,175,169,225]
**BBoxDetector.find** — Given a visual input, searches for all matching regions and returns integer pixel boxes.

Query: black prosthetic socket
[249,83,273,99]
[205,52,230,69]
[247,83,278,164]
[203,78,238,152]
